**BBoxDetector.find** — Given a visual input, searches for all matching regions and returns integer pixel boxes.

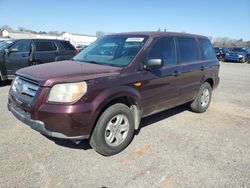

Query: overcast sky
[0,0,249,40]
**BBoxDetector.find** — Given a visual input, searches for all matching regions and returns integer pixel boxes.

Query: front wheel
[89,103,135,156]
[190,82,212,113]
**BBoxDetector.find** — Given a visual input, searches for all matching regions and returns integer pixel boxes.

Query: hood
[16,60,122,86]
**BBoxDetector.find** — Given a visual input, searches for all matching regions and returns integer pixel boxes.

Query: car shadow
[44,104,190,150]
[135,104,190,135]
[44,136,92,150]
[0,80,12,87]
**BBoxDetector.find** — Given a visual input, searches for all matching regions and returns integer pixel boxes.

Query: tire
[89,103,135,156]
[190,82,212,113]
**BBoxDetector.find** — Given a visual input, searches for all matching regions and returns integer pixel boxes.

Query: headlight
[226,53,229,56]
[238,55,243,58]
[48,81,87,103]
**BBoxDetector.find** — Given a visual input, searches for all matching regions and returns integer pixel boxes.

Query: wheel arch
[89,86,142,137]
[200,73,215,89]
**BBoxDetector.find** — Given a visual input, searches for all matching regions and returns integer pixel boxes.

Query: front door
[139,37,182,116]
[5,40,31,76]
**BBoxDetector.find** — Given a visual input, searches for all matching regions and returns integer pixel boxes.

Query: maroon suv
[8,32,219,156]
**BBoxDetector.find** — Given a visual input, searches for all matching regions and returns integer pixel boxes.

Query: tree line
[212,37,250,47]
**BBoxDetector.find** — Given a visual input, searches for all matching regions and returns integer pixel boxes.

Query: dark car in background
[214,47,230,62]
[0,39,78,81]
[224,47,250,63]
[8,32,219,156]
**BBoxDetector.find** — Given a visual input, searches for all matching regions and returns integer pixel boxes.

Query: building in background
[61,32,97,47]
[2,30,34,39]
[1,30,97,47]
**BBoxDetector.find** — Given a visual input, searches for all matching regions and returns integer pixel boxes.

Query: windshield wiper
[72,59,121,67]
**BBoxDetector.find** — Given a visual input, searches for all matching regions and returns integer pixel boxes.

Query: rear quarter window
[176,37,199,63]
[60,41,75,51]
[199,38,216,60]
[35,41,57,51]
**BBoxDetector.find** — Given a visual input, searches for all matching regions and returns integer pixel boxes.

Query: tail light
[73,49,79,55]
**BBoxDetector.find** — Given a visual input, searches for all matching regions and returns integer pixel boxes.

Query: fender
[88,85,142,131]
[200,71,216,87]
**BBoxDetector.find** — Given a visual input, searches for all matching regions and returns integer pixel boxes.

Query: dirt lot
[0,62,250,188]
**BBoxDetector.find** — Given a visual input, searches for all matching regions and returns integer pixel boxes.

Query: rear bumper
[8,102,89,140]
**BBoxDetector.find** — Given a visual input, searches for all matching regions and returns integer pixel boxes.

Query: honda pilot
[8,32,220,156]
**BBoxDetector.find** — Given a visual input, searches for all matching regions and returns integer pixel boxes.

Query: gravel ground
[0,62,250,188]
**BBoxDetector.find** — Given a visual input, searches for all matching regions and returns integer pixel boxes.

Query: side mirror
[144,59,163,70]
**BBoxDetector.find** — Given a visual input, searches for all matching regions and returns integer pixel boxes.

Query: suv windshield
[72,35,148,67]
[0,40,14,50]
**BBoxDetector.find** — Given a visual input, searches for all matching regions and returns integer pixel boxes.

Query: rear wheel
[90,103,135,156]
[190,82,212,113]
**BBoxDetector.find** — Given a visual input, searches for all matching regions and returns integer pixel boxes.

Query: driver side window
[10,40,31,53]
[148,37,176,66]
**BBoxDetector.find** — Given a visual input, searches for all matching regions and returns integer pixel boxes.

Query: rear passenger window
[35,41,57,51]
[148,37,176,65]
[199,38,216,60]
[60,41,75,51]
[176,37,199,63]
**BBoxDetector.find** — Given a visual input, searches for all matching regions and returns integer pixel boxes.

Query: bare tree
[0,24,13,31]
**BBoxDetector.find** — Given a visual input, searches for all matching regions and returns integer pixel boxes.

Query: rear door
[139,37,182,115]
[34,40,57,63]
[5,40,31,76]
[175,37,204,103]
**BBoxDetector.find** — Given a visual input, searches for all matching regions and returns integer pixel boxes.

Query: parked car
[214,47,230,61]
[0,39,78,81]
[8,32,219,156]
[224,47,250,63]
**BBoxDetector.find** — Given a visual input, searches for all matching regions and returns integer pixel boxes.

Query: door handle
[172,71,181,77]
[200,66,205,71]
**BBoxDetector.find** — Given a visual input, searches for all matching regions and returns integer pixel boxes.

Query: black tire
[190,82,212,113]
[89,103,135,156]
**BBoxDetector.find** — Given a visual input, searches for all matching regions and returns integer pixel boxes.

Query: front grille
[11,76,39,103]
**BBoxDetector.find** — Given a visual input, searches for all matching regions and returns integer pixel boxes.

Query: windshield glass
[0,40,14,50]
[72,35,148,67]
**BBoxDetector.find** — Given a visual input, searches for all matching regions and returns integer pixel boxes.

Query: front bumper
[8,102,89,140]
